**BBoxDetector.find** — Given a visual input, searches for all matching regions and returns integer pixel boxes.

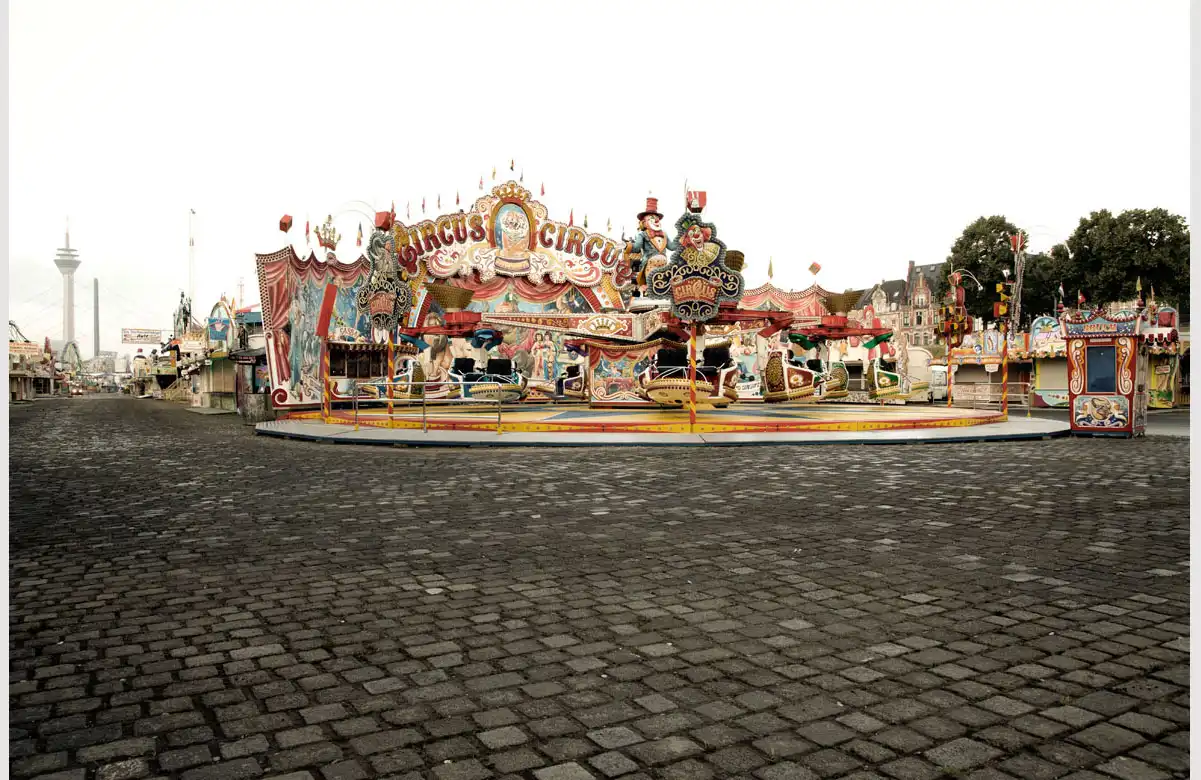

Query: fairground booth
[1062,308,1149,437]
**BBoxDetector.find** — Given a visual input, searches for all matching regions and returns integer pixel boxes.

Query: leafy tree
[1018,251,1069,324]
[937,216,1026,322]
[1058,208,1190,320]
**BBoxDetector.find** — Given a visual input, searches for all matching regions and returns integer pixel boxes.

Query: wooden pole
[387,334,395,426]
[321,343,330,422]
[1000,321,1009,418]
[688,323,698,433]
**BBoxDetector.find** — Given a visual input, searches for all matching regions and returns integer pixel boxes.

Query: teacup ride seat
[699,345,740,408]
[363,356,426,402]
[463,358,528,403]
[554,363,587,401]
[867,358,903,400]
[761,350,816,403]
[639,348,713,408]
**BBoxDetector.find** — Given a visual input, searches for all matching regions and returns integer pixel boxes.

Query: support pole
[688,323,698,433]
[387,334,395,426]
[947,357,954,408]
[1000,321,1009,418]
[321,343,331,422]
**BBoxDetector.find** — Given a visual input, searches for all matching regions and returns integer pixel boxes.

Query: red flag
[479,176,483,190]
[1078,290,1086,305]
[569,209,574,227]
[356,224,363,247]
[541,183,545,196]
[456,191,460,206]
[305,217,310,241]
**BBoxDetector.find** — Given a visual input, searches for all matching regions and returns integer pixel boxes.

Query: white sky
[8,0,1189,355]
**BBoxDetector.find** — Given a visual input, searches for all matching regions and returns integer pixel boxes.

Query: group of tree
[936,208,1190,326]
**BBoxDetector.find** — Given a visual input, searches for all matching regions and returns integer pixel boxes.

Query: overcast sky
[8,0,1188,355]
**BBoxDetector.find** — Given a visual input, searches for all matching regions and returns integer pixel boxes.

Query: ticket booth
[1062,310,1147,437]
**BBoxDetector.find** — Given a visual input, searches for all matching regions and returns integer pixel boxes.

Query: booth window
[1086,345,1117,393]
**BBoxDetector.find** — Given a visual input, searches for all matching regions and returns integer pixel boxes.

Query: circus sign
[392,182,629,305]
[647,200,744,323]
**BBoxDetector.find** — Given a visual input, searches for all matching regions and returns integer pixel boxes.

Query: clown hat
[637,197,663,221]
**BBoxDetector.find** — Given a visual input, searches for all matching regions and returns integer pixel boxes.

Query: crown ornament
[492,182,531,202]
[316,215,341,250]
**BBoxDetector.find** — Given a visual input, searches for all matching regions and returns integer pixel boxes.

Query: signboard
[207,317,231,342]
[9,341,42,357]
[122,328,163,344]
[181,339,206,352]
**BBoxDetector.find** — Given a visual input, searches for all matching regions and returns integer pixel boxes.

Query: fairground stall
[1018,316,1068,408]
[1062,308,1148,437]
[1143,304,1189,408]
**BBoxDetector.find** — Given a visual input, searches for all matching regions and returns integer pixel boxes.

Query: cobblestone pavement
[10,397,1190,780]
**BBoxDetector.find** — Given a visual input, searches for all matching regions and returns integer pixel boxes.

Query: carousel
[253,181,1001,437]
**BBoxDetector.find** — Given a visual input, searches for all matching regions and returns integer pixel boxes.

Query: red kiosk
[1062,307,1148,437]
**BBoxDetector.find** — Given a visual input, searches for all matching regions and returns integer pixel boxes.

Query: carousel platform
[256,404,1070,447]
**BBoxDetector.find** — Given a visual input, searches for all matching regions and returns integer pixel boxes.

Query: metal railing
[347,380,507,434]
[950,382,1032,409]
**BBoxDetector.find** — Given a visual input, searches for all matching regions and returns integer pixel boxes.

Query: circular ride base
[257,403,1070,446]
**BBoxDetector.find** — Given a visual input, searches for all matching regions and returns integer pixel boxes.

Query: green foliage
[936,216,1025,322]
[937,208,1190,327]
[1059,208,1190,320]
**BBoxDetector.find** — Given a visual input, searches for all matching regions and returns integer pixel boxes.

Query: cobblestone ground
[9,397,1190,780]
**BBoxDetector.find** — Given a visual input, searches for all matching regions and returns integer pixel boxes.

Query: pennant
[305,216,310,242]
[768,257,774,279]
[422,197,426,214]
[492,166,496,180]
[1136,277,1142,293]
[569,208,574,227]
[479,176,484,190]
[437,194,441,210]
[1078,290,1086,305]
[356,224,363,247]
[606,218,611,233]
[1150,284,1156,302]
[406,202,410,220]
[541,182,545,197]
[390,200,396,218]
[583,214,588,229]
[510,159,514,171]
[456,191,460,206]
[1058,283,1065,299]
[520,169,524,182]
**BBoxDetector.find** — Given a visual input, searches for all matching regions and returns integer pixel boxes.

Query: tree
[937,216,1026,322]
[1058,208,1190,320]
[1018,251,1069,324]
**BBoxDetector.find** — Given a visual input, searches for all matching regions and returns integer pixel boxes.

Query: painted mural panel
[1073,394,1130,429]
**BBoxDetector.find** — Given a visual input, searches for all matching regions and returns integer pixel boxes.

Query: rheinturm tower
[53,220,81,343]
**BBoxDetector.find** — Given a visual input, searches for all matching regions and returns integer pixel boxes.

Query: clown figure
[628,197,679,297]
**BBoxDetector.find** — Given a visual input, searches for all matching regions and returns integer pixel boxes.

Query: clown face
[686,224,708,249]
[642,214,661,233]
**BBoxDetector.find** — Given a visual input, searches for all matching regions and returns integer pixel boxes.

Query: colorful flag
[569,209,574,227]
[479,176,484,190]
[390,200,396,218]
[1136,277,1142,293]
[1078,290,1086,305]
[456,191,460,206]
[356,224,363,247]
[305,216,310,242]
[541,182,545,197]
[808,262,822,276]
